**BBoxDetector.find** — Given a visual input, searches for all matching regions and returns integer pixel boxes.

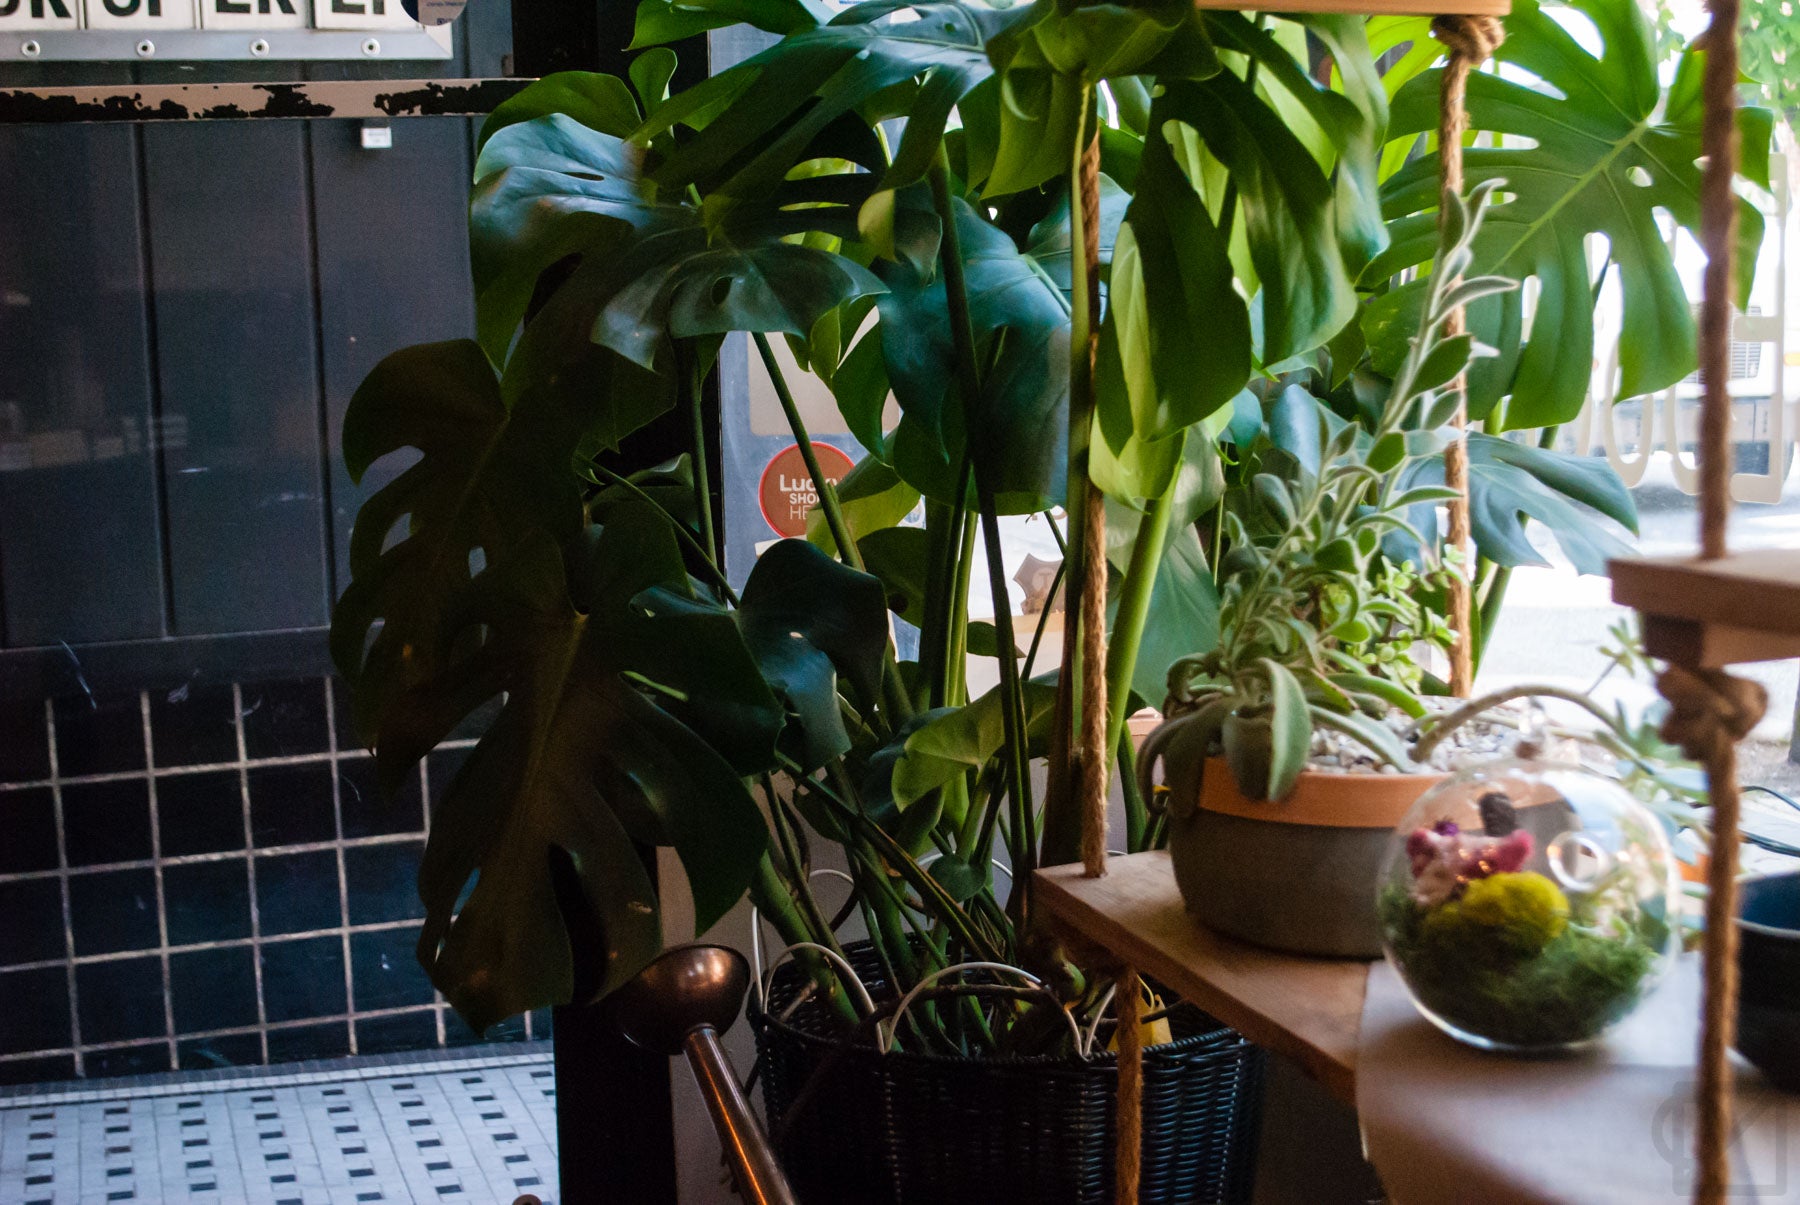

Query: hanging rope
[1657,667,1763,1204]
[1430,15,1503,699]
[1686,0,1746,1195]
[1113,968,1144,1205]
[1078,127,1111,879]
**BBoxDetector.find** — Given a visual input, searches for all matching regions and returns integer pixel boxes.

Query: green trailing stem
[686,349,718,564]
[590,464,739,605]
[1104,484,1175,772]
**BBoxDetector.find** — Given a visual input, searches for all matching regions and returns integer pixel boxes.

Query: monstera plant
[331,0,1765,1069]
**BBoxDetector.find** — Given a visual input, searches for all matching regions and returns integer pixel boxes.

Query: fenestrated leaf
[644,1,1036,199]
[1373,0,1773,429]
[406,511,776,1033]
[1393,432,1637,574]
[333,341,588,745]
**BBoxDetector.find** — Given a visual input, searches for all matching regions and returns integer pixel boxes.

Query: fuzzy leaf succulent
[1165,182,1516,802]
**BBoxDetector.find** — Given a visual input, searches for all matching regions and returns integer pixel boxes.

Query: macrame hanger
[1430,13,1503,699]
[1678,0,1759,1199]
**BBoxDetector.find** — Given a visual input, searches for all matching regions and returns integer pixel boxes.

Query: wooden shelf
[1034,853,1370,1106]
[1609,549,1800,666]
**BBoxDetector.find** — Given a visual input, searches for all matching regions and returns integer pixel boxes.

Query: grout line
[328,679,359,1057]
[141,690,180,1074]
[420,753,448,1049]
[45,700,83,1079]
[0,831,425,886]
[235,682,271,1066]
[0,917,425,974]
[0,736,481,795]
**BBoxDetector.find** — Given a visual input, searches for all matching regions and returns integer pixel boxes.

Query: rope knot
[1431,14,1505,66]
[1655,665,1767,764]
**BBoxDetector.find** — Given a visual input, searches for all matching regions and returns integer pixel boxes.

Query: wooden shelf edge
[1611,551,1800,665]
[1034,855,1367,1106]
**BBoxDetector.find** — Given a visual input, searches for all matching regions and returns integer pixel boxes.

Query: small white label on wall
[0,0,80,31]
[84,0,197,30]
[199,0,305,30]
[311,0,414,30]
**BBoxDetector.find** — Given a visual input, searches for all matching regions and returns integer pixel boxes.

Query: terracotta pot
[1163,752,1446,958]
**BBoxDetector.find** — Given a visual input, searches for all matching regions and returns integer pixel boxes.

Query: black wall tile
[0,1053,75,1086]
[354,1009,438,1055]
[255,851,340,936]
[149,682,238,767]
[249,762,335,849]
[328,677,362,755]
[241,679,329,759]
[265,1021,349,1064]
[0,878,65,967]
[84,1043,169,1079]
[62,778,152,867]
[336,757,422,840]
[76,956,164,1045]
[157,771,244,858]
[178,1032,261,1071]
[0,698,49,782]
[260,935,346,1023]
[52,693,143,777]
[162,860,251,947]
[0,787,60,875]
[425,746,470,811]
[350,927,432,1013]
[68,869,158,956]
[343,841,424,927]
[0,966,69,1054]
[170,947,258,1034]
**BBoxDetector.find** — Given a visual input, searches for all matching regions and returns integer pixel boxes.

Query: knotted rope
[1430,14,1504,699]
[1657,666,1763,1205]
[1683,0,1747,1195]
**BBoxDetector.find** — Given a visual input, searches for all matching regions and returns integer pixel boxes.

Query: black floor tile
[260,935,346,1023]
[163,860,252,947]
[0,878,65,967]
[148,682,238,768]
[68,869,159,956]
[157,771,245,858]
[241,679,330,760]
[53,693,145,777]
[0,787,60,874]
[62,778,152,867]
[77,957,165,1045]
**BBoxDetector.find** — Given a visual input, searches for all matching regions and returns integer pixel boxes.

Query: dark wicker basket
[752,942,1264,1204]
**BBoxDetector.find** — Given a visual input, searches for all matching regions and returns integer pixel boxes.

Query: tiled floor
[0,1043,556,1204]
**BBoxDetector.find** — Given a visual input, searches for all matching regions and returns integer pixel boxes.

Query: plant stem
[1117,724,1149,852]
[1021,557,1066,682]
[948,509,976,708]
[754,331,862,571]
[686,348,718,563]
[1105,483,1174,762]
[749,854,860,1025]
[1410,683,1624,763]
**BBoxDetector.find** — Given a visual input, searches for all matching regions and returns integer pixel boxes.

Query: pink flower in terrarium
[1405,824,1535,906]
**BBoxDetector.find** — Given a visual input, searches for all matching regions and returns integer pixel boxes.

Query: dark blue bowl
[1737,871,1800,1092]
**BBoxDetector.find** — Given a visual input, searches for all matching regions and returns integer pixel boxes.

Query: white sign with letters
[199,0,305,31]
[0,0,80,31]
[84,0,197,31]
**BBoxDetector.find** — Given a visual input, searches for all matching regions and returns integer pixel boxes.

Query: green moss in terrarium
[1380,883,1657,1048]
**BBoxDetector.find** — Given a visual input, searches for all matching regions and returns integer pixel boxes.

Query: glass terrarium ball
[1377,755,1680,1052]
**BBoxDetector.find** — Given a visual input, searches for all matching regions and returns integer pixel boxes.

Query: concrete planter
[1163,754,1444,958]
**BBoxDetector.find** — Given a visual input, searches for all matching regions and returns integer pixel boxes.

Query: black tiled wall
[0,676,541,1086]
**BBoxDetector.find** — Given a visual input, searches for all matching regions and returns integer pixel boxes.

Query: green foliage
[331,0,1720,1048]
[1372,0,1774,429]
[1741,0,1800,121]
[1166,186,1513,800]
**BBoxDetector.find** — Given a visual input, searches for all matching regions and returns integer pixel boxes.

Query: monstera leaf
[401,508,780,1033]
[640,0,1037,200]
[332,341,588,743]
[637,539,890,771]
[471,110,884,433]
[630,0,830,47]
[877,194,1071,512]
[1393,433,1639,575]
[1371,0,1773,429]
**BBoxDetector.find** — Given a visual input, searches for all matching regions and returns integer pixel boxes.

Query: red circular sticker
[758,443,856,538]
